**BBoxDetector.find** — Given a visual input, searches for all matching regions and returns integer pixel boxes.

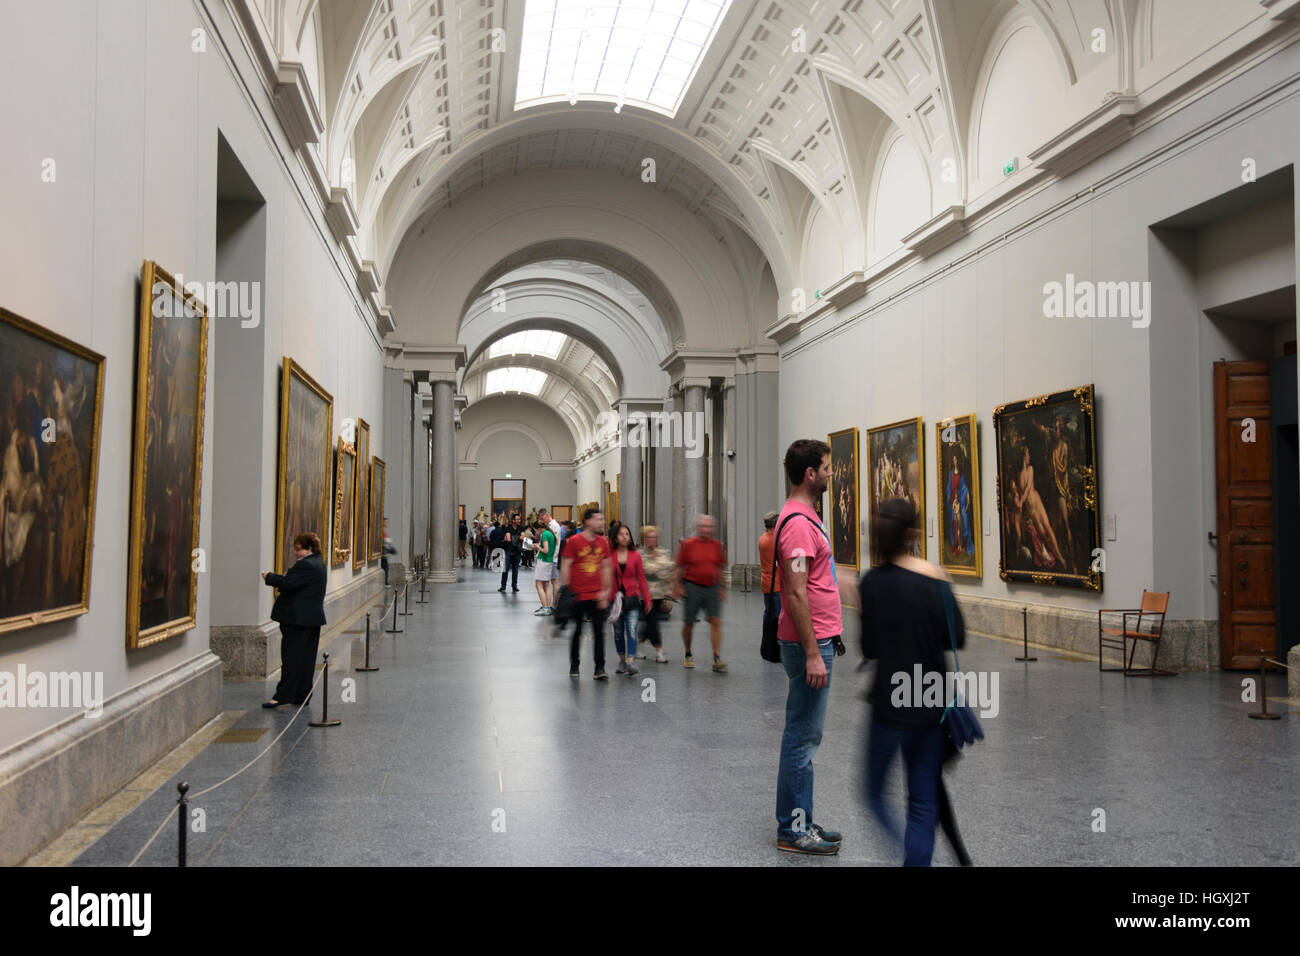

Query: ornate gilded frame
[935,413,983,579]
[993,384,1101,591]
[275,357,333,575]
[127,261,209,648]
[827,426,860,569]
[332,436,355,567]
[368,456,385,562]
[352,417,369,571]
[866,416,926,565]
[0,308,106,636]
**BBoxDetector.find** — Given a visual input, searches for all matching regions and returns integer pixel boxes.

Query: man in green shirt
[532,520,557,615]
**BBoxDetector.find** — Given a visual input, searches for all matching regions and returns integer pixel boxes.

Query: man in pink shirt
[774,438,842,855]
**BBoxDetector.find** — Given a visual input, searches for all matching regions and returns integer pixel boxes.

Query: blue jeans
[613,602,641,659]
[776,637,836,839]
[864,716,946,866]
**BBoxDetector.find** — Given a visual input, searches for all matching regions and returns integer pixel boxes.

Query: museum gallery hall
[0,0,1297,880]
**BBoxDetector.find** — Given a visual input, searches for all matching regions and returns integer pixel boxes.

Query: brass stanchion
[177,782,189,867]
[1248,650,1280,721]
[309,653,342,727]
[356,612,379,672]
[1015,606,1037,662]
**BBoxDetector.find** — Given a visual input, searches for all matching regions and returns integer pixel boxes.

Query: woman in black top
[261,532,328,708]
[859,498,966,866]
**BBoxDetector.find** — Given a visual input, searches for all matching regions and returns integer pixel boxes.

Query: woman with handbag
[858,497,968,866]
[638,525,674,663]
[608,522,650,676]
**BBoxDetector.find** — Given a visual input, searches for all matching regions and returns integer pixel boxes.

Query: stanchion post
[356,612,378,672]
[1015,606,1037,662]
[401,580,412,616]
[309,653,342,727]
[417,572,428,604]
[1248,650,1280,720]
[177,782,188,867]
[386,586,404,633]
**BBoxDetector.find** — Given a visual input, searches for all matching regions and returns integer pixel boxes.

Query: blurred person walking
[608,522,650,676]
[639,525,673,663]
[673,514,728,672]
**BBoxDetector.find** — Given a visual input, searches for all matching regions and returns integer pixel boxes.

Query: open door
[1212,360,1275,669]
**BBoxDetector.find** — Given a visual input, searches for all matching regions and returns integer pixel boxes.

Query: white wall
[0,0,387,753]
[459,394,576,517]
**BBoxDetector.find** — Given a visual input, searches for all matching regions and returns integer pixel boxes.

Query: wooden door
[1213,361,1275,669]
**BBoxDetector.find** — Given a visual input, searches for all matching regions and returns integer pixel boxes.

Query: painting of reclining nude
[866,417,925,564]
[993,384,1101,591]
[127,262,209,649]
[0,308,106,635]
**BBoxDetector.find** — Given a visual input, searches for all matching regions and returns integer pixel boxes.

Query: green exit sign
[1003,157,1019,176]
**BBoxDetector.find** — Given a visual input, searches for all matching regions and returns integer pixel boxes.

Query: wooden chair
[1098,590,1174,676]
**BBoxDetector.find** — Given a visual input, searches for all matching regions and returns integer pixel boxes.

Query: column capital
[734,344,779,375]
[613,396,668,414]
[454,393,469,412]
[676,377,712,392]
[402,344,467,378]
[660,347,737,387]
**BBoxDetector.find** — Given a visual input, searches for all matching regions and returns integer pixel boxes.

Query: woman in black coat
[261,532,328,708]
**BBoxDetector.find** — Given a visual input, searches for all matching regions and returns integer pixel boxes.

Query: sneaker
[543,607,554,615]
[712,658,728,673]
[512,586,520,592]
[616,661,628,674]
[497,587,506,593]
[777,831,840,855]
[812,824,842,843]
[655,651,668,663]
[626,661,639,676]
[683,655,695,669]
[534,607,548,615]
[594,668,609,681]
[570,667,580,679]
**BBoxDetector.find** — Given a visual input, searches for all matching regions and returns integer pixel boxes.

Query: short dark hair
[582,508,601,526]
[784,439,830,488]
[294,532,322,554]
[873,498,917,562]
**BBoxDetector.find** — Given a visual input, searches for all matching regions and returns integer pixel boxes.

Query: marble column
[672,387,685,547]
[429,377,456,581]
[722,377,736,562]
[682,379,707,533]
[411,384,430,569]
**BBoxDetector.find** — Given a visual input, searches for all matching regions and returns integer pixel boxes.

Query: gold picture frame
[352,418,369,571]
[0,308,106,636]
[368,456,385,562]
[275,357,333,576]
[827,427,859,569]
[332,436,355,567]
[127,261,209,649]
[936,414,982,578]
[866,417,925,565]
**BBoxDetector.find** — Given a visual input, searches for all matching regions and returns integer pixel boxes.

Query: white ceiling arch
[464,417,561,465]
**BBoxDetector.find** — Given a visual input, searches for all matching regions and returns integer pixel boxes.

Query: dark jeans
[500,551,520,589]
[570,599,608,670]
[642,600,668,648]
[273,623,321,705]
[776,637,836,839]
[381,555,389,584]
[864,716,946,866]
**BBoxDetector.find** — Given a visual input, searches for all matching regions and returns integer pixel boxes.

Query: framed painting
[866,417,925,565]
[551,505,573,522]
[331,436,355,568]
[352,418,369,571]
[491,478,524,521]
[827,427,859,568]
[994,385,1101,590]
[936,414,982,578]
[127,261,209,649]
[368,456,385,562]
[276,357,333,576]
[0,308,106,636]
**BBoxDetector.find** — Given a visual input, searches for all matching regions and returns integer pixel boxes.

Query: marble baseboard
[1289,644,1299,701]
[212,569,386,679]
[0,651,222,866]
[956,594,1219,671]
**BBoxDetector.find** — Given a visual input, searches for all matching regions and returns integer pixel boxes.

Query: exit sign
[1003,157,1019,176]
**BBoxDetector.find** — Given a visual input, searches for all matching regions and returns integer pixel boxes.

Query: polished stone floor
[71,563,1299,866]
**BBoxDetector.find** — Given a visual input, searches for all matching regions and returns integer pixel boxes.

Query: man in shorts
[673,514,727,672]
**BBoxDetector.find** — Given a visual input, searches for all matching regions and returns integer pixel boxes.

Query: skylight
[488,329,567,359]
[515,0,732,116]
[485,367,548,395]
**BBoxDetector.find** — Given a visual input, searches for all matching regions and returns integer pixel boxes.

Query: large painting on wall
[994,384,1101,590]
[827,427,859,567]
[368,456,385,562]
[352,418,369,571]
[127,262,209,649]
[492,478,525,521]
[0,308,106,636]
[332,437,355,568]
[276,358,333,576]
[936,414,982,578]
[866,417,925,564]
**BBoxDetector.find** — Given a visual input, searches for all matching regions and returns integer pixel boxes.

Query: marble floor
[68,564,1299,866]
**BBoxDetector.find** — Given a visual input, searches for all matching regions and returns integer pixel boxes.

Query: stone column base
[1288,644,1299,700]
[0,651,223,866]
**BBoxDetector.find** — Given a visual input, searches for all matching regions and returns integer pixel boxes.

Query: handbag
[554,585,577,625]
[607,592,623,625]
[939,585,984,750]
[761,511,822,663]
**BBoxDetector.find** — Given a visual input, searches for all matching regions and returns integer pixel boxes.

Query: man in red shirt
[560,508,613,680]
[673,514,728,672]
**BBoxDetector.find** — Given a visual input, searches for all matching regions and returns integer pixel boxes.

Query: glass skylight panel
[515,0,731,116]
[488,329,565,359]
[485,367,548,395]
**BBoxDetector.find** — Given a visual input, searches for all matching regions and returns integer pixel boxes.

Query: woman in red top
[609,522,650,676]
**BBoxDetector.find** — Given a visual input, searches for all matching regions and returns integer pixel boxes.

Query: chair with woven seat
[1098,590,1173,676]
